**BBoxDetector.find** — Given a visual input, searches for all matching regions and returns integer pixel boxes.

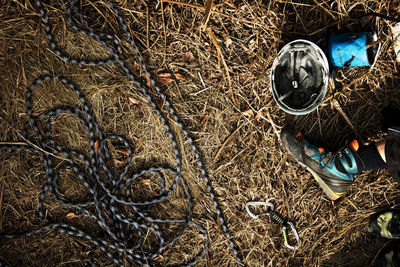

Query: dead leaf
[158,73,173,84]
[141,179,151,185]
[242,109,254,118]
[145,74,152,87]
[158,73,172,78]
[128,97,140,106]
[155,97,165,110]
[210,72,221,83]
[133,61,140,73]
[254,112,262,123]
[94,140,100,154]
[65,212,75,220]
[36,121,46,136]
[108,15,117,25]
[258,231,267,236]
[106,159,125,168]
[103,211,110,221]
[129,131,139,142]
[281,208,287,217]
[200,114,209,125]
[174,73,186,81]
[184,51,194,62]
[17,216,28,230]
[210,72,222,79]
[158,72,186,84]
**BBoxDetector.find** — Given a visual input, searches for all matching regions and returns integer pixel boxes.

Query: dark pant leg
[385,127,400,181]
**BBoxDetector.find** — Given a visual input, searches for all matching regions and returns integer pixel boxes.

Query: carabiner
[282,221,300,250]
[245,201,274,219]
[246,201,301,250]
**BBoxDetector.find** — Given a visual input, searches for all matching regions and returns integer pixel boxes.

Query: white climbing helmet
[270,39,329,115]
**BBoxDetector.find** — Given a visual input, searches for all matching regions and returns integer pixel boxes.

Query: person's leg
[376,141,386,163]
[357,141,387,170]
[281,127,387,200]
[367,128,400,239]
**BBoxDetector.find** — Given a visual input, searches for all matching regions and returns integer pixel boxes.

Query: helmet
[270,39,329,115]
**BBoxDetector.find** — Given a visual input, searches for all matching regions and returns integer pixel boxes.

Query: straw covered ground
[1,0,400,266]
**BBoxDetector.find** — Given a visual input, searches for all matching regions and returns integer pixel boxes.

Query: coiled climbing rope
[0,0,242,266]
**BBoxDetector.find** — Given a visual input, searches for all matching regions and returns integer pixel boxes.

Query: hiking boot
[281,127,364,200]
[369,210,400,239]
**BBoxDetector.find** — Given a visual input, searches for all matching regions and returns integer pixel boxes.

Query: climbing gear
[246,201,300,250]
[281,127,364,200]
[270,39,330,115]
[0,0,242,266]
[328,32,380,67]
[369,209,400,239]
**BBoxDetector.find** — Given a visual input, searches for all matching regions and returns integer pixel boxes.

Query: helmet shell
[270,39,329,115]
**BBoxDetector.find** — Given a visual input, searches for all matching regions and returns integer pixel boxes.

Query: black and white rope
[0,0,242,266]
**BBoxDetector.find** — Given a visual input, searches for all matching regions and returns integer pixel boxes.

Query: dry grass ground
[1,0,400,266]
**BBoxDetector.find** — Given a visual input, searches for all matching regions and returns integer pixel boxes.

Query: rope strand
[0,1,242,266]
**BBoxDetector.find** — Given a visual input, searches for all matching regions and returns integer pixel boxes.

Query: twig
[198,72,207,89]
[311,0,336,20]
[0,116,67,161]
[160,1,167,65]
[146,5,150,49]
[371,240,392,266]
[323,72,370,103]
[265,108,281,142]
[221,55,236,106]
[0,141,28,146]
[163,0,278,36]
[206,26,236,106]
[366,37,384,49]
[202,0,213,28]
[331,99,355,131]
[162,0,225,9]
[162,0,205,10]
[214,123,245,162]
[88,0,118,33]
[207,27,221,67]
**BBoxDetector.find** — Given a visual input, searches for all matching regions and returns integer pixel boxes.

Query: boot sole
[298,161,341,201]
[284,149,342,201]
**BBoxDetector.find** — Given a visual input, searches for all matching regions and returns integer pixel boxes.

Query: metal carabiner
[282,221,300,250]
[246,201,300,250]
[245,201,274,219]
